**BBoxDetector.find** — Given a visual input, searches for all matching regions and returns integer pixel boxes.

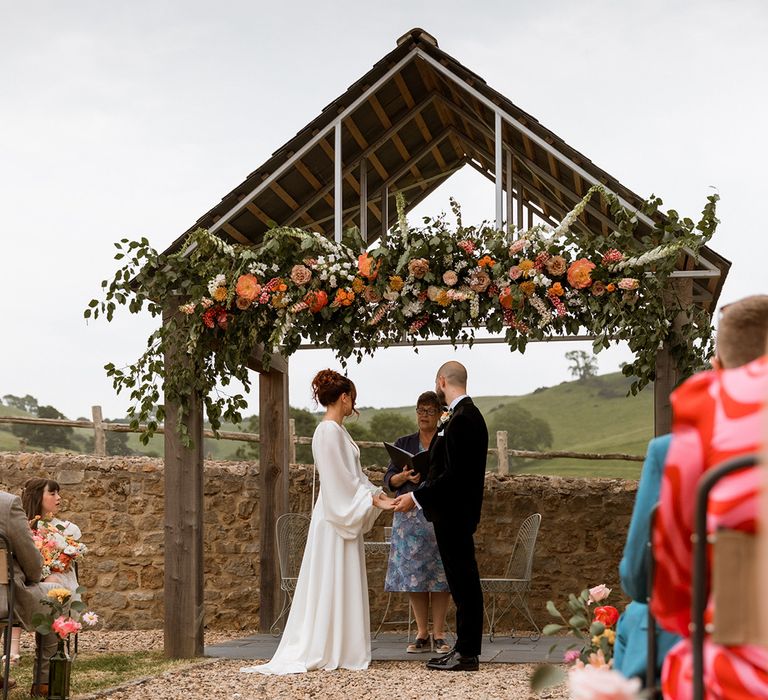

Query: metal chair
[270,513,311,636]
[691,453,759,700]
[0,533,16,700]
[480,512,542,641]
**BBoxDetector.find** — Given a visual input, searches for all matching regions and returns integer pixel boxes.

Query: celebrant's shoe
[426,649,479,672]
[407,636,431,653]
[433,638,451,654]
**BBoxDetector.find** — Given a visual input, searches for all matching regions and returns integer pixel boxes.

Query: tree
[291,407,318,464]
[565,350,599,381]
[486,403,553,470]
[2,393,39,414]
[11,405,73,452]
[369,411,416,443]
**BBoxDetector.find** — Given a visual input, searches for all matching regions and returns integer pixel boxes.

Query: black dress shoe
[426,650,479,672]
[428,647,455,664]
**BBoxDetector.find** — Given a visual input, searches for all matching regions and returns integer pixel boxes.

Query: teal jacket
[614,434,680,682]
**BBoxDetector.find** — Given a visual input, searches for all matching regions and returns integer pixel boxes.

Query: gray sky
[1,0,766,419]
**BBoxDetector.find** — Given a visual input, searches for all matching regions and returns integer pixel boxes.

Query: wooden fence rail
[0,407,645,475]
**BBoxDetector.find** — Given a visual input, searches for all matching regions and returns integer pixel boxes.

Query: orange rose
[357,253,380,281]
[499,287,514,309]
[478,255,496,268]
[606,283,616,293]
[235,274,260,302]
[567,258,596,289]
[548,282,564,297]
[334,288,355,307]
[304,290,328,313]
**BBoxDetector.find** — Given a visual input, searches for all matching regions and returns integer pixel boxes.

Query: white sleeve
[313,424,381,539]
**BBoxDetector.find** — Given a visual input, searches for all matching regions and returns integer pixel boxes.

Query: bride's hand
[373,492,395,510]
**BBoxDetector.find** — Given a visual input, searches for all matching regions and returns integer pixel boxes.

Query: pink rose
[508,239,527,255]
[52,615,82,639]
[545,255,567,277]
[564,649,581,664]
[568,665,642,700]
[290,264,312,286]
[508,266,523,281]
[587,584,611,604]
[618,277,639,291]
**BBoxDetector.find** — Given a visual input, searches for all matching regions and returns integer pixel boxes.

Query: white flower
[402,301,424,318]
[532,272,552,287]
[82,611,99,626]
[383,290,400,302]
[329,275,337,288]
[207,274,226,295]
[317,256,325,264]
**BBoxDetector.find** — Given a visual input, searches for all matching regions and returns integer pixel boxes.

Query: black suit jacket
[414,397,488,533]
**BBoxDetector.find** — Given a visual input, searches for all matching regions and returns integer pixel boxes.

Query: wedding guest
[383,391,451,654]
[241,369,394,675]
[0,489,58,696]
[651,295,768,699]
[613,433,680,683]
[394,361,488,672]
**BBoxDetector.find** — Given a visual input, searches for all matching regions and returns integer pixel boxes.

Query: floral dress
[384,432,449,592]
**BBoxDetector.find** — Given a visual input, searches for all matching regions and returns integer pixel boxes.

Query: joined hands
[373,492,396,511]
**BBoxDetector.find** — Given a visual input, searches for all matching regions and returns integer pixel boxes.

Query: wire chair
[691,453,759,700]
[270,513,311,636]
[480,512,542,641]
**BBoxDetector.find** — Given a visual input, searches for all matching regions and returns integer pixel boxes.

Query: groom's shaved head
[437,361,467,389]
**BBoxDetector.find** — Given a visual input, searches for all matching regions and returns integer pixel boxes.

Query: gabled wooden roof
[169,28,728,309]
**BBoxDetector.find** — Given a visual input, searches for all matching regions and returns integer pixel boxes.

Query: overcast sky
[1,0,766,420]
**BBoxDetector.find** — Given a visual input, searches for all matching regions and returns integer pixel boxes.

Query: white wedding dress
[241,420,382,674]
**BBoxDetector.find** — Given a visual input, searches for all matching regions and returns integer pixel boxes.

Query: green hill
[1,372,652,477]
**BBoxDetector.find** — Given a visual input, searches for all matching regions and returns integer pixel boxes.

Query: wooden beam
[220,222,250,245]
[368,93,425,186]
[258,368,290,633]
[244,202,273,228]
[394,72,448,169]
[294,160,336,209]
[163,300,205,659]
[345,117,389,180]
[246,344,288,374]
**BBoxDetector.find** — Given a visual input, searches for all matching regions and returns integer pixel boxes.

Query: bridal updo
[311,369,357,409]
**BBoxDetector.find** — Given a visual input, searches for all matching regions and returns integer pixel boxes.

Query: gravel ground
[19,630,570,700]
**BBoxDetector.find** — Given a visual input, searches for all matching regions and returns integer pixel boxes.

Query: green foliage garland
[87,186,719,443]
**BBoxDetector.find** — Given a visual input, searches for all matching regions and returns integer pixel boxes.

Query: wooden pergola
[161,28,730,657]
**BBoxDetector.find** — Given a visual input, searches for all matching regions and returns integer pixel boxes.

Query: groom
[393,361,488,671]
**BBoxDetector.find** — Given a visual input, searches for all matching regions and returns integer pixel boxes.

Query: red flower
[593,605,619,627]
[304,290,328,313]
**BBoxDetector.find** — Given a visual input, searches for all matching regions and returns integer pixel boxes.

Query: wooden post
[163,303,205,658]
[496,430,509,476]
[654,279,694,436]
[288,418,296,465]
[91,405,106,456]
[258,367,290,633]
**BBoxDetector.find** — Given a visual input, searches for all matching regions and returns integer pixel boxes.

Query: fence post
[92,405,106,456]
[496,430,509,476]
[288,418,296,465]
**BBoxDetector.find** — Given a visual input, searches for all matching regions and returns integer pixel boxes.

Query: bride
[241,369,395,675]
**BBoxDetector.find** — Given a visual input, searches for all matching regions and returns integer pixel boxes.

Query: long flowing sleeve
[313,422,382,540]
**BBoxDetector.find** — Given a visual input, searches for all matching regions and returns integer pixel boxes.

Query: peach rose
[443,270,459,286]
[508,265,523,281]
[567,258,596,289]
[545,255,567,277]
[591,281,606,297]
[407,258,430,279]
[235,295,252,310]
[363,286,381,304]
[468,269,491,293]
[235,274,260,302]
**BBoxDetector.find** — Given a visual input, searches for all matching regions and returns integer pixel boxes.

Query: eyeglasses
[416,408,438,417]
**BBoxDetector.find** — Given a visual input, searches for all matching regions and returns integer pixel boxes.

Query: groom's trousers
[433,522,483,657]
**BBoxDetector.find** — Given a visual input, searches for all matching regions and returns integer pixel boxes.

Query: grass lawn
[8,650,203,699]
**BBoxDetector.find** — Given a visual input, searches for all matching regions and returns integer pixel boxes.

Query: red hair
[311,369,357,410]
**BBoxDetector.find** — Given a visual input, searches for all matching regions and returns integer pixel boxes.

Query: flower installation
[530,583,642,699]
[88,185,719,443]
[30,517,88,579]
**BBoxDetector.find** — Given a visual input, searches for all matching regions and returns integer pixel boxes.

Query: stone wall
[0,452,635,631]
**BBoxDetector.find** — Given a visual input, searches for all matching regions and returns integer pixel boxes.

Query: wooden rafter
[345,117,389,180]
[294,160,335,210]
[393,72,447,169]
